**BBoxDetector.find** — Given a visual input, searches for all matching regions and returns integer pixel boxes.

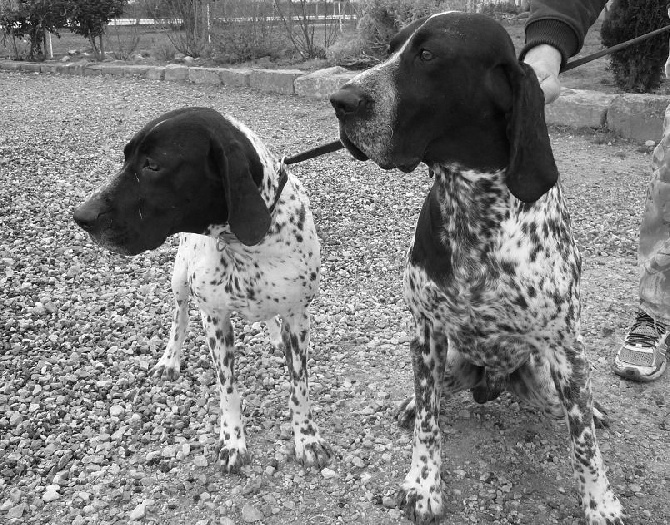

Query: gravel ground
[0,71,669,525]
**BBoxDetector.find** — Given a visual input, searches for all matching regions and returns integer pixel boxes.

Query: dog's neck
[423,119,509,172]
[430,163,511,248]
[204,154,287,244]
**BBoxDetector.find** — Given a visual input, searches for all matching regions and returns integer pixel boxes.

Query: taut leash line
[283,140,343,165]
[563,24,670,72]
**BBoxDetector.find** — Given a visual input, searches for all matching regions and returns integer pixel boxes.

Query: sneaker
[613,309,668,382]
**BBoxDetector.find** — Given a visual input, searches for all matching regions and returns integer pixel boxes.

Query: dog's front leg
[397,322,446,525]
[201,311,249,473]
[280,310,331,467]
[154,243,189,380]
[550,342,623,525]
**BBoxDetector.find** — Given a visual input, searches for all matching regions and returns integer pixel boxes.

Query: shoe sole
[613,360,666,382]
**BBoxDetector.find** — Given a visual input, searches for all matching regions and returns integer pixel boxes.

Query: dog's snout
[73,200,106,232]
[330,86,368,119]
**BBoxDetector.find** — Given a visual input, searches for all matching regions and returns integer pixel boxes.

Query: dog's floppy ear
[210,138,270,246]
[503,61,559,203]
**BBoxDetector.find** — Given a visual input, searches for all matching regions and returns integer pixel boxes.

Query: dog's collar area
[215,162,289,252]
[270,160,289,214]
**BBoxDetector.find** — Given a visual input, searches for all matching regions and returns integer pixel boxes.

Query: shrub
[601,0,669,93]
[152,41,175,62]
[211,1,290,64]
[479,1,522,20]
[105,23,141,60]
[356,0,464,58]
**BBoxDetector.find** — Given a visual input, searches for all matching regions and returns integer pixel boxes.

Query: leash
[562,24,670,72]
[283,140,343,165]
[283,24,670,165]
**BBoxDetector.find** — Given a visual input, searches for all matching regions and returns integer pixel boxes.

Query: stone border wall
[1,59,667,142]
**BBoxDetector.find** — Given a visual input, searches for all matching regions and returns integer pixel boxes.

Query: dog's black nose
[330,86,368,119]
[73,203,101,232]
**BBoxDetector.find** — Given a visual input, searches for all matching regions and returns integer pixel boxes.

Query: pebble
[220,518,235,525]
[241,503,263,522]
[43,485,60,502]
[129,502,146,521]
[109,404,125,417]
[7,503,26,518]
[194,455,208,467]
[321,467,338,479]
[376,494,396,509]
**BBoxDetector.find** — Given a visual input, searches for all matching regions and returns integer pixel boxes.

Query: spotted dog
[330,12,622,525]
[73,107,330,472]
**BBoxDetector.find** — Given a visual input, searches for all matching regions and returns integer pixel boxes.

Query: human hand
[523,44,562,104]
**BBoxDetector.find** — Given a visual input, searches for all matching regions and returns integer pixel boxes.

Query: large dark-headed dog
[330,12,622,525]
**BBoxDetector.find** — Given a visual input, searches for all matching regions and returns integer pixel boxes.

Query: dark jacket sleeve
[520,0,610,69]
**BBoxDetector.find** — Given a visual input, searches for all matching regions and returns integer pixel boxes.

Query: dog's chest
[182,183,320,320]
[404,168,580,367]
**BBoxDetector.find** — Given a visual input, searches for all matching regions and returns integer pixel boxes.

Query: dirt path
[0,72,668,525]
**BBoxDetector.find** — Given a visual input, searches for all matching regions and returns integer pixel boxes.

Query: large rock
[101,63,126,76]
[219,68,252,87]
[544,88,616,129]
[83,64,104,76]
[250,69,303,95]
[145,66,165,80]
[294,66,356,99]
[164,64,189,82]
[188,67,221,85]
[123,64,151,77]
[607,93,668,142]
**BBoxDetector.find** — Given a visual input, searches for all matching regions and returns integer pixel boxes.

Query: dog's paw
[295,436,332,468]
[583,490,624,525]
[396,484,443,525]
[153,350,180,380]
[593,401,610,429]
[396,396,415,429]
[216,444,249,474]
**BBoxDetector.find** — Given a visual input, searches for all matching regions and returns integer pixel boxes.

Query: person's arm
[521,0,609,103]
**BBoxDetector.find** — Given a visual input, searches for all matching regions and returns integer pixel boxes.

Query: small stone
[241,503,263,522]
[194,455,208,467]
[7,503,26,519]
[43,485,60,502]
[129,502,146,520]
[220,518,235,525]
[382,496,396,508]
[352,457,366,468]
[645,140,656,148]
[109,405,125,417]
[321,467,338,479]
[283,500,296,510]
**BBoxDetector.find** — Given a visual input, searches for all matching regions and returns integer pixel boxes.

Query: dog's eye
[144,159,159,171]
[419,49,435,62]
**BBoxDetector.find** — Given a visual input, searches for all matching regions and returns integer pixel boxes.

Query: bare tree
[162,0,209,57]
[274,0,339,59]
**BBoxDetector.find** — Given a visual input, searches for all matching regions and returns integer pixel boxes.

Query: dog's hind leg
[154,239,190,380]
[265,316,283,350]
[396,347,482,429]
[548,341,623,525]
[280,309,331,467]
[202,311,249,473]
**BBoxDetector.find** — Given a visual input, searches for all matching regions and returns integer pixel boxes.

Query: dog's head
[73,107,271,255]
[330,12,558,203]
